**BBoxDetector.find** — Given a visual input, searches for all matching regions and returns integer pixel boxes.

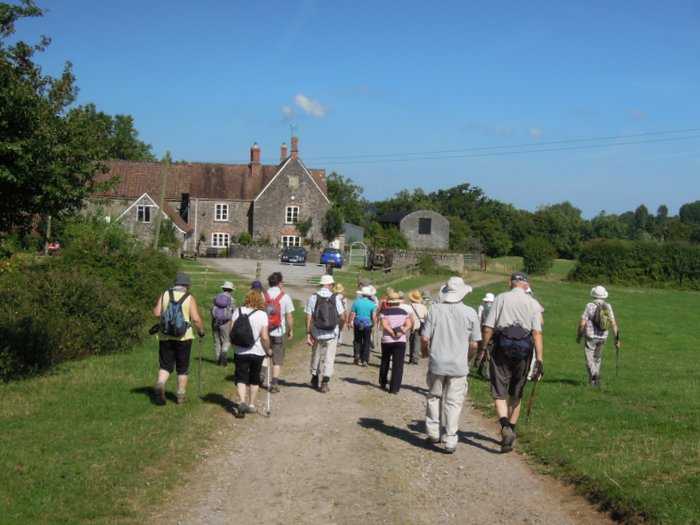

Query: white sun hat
[591,285,609,300]
[483,292,495,303]
[221,281,234,290]
[439,276,473,303]
[360,285,374,297]
[319,274,335,286]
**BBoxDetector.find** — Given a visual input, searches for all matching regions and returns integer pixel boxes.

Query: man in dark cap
[481,272,544,453]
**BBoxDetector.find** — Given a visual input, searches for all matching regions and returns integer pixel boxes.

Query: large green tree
[679,201,700,226]
[325,172,367,226]
[0,1,107,232]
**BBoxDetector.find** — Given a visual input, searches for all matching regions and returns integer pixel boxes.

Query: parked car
[320,247,343,269]
[280,246,307,265]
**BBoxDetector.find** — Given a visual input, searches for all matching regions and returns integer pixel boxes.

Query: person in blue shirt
[348,286,378,366]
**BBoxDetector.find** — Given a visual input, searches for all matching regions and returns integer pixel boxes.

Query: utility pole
[153,152,171,250]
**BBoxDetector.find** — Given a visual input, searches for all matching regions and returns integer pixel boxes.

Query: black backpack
[230,308,258,348]
[313,293,339,331]
[496,324,533,360]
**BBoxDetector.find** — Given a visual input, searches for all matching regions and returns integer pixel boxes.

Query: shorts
[159,339,193,375]
[490,347,531,400]
[234,354,264,386]
[270,336,285,366]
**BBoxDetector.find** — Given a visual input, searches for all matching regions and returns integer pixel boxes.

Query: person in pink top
[378,291,413,394]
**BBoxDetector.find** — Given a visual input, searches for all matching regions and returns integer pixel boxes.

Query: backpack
[592,302,612,332]
[496,324,533,360]
[159,289,191,337]
[313,293,339,331]
[230,308,258,348]
[264,291,285,330]
[212,292,233,328]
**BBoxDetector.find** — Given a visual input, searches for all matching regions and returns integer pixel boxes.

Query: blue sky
[14,0,700,217]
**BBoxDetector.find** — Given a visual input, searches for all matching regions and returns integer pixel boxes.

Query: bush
[522,236,556,275]
[416,254,452,276]
[238,232,252,246]
[570,239,700,289]
[0,217,177,381]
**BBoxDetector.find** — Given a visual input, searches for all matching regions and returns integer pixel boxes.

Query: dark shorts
[490,348,531,400]
[270,336,285,366]
[159,339,193,375]
[234,354,264,385]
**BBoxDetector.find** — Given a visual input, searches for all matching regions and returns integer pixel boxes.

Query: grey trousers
[213,323,231,359]
[426,372,468,449]
[310,338,338,379]
[584,338,606,380]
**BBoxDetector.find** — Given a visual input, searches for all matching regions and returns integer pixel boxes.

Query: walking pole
[525,380,539,419]
[198,335,203,398]
[615,329,621,378]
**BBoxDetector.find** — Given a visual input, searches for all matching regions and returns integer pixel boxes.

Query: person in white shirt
[305,275,345,393]
[264,272,295,393]
[231,290,271,418]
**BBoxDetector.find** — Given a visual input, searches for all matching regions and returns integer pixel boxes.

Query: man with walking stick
[481,272,544,453]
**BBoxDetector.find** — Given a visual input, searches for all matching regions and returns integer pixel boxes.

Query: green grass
[0,261,307,524]
[486,256,575,280]
[465,280,700,524]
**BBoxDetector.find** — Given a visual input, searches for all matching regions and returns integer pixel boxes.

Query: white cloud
[281,105,295,120]
[294,93,326,118]
[529,127,543,140]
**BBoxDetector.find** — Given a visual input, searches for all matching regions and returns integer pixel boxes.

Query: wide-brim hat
[175,272,191,287]
[387,291,401,304]
[320,274,335,285]
[483,292,495,303]
[333,283,345,295]
[360,285,374,297]
[591,285,609,299]
[439,276,472,303]
[221,281,234,290]
[408,289,422,303]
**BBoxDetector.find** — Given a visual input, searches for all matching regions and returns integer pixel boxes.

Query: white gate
[349,241,368,268]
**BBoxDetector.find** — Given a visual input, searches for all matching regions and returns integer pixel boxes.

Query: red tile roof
[160,204,193,234]
[93,159,327,201]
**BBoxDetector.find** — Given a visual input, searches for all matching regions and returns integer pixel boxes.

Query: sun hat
[221,281,234,291]
[333,283,345,295]
[386,287,395,296]
[439,276,472,303]
[511,271,529,283]
[319,274,335,286]
[483,292,495,303]
[175,272,191,287]
[591,285,609,300]
[367,285,377,297]
[360,285,374,297]
[251,280,263,290]
[387,291,401,304]
[409,289,423,303]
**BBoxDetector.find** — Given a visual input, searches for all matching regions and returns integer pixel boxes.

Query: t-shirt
[231,307,269,357]
[265,286,295,337]
[305,288,345,340]
[484,288,543,333]
[581,301,615,340]
[423,302,482,376]
[352,296,377,322]
[159,286,193,341]
[380,306,410,343]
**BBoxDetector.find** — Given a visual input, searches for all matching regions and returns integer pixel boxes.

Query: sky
[12,0,700,217]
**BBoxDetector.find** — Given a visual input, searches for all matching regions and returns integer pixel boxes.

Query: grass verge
[0,261,307,524]
[465,279,700,524]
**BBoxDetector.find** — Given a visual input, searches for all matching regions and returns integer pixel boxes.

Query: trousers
[379,342,406,393]
[584,338,605,380]
[310,338,338,379]
[425,372,468,449]
[353,325,372,363]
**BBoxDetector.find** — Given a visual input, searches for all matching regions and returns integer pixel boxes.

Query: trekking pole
[525,380,539,419]
[197,335,203,398]
[615,329,621,378]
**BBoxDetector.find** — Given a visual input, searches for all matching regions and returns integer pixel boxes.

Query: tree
[0,2,107,233]
[521,236,556,275]
[447,216,472,252]
[325,172,367,226]
[477,218,512,257]
[680,201,700,226]
[532,202,584,258]
[296,216,313,240]
[321,206,344,242]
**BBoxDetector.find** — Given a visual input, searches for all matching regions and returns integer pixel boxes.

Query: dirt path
[152,323,610,524]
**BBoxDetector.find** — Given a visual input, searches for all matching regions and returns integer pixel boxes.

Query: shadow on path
[341,376,385,392]
[458,431,502,454]
[358,417,444,452]
[201,393,237,414]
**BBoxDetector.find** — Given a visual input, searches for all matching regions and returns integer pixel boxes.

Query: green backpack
[592,302,612,332]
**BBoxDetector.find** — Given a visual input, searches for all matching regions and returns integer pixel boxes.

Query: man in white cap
[211,281,236,367]
[481,272,544,453]
[305,274,345,393]
[577,285,620,387]
[421,276,481,453]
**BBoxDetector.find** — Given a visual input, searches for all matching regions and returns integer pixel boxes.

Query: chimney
[249,142,261,177]
[291,136,299,160]
[280,142,288,162]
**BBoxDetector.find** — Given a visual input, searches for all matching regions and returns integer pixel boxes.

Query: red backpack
[264,291,285,330]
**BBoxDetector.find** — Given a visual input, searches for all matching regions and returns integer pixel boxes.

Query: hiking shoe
[311,375,319,389]
[426,435,440,446]
[235,403,247,419]
[444,445,456,454]
[246,404,257,414]
[220,354,228,367]
[361,361,368,367]
[154,383,166,406]
[270,384,280,394]
[501,425,516,453]
[353,357,360,365]
[320,382,330,393]
[176,391,186,405]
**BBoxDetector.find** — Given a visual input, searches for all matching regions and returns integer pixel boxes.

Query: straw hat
[333,283,345,295]
[387,291,401,304]
[439,276,472,303]
[591,285,609,300]
[408,289,423,303]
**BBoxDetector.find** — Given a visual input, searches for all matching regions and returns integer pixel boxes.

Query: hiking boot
[220,353,228,367]
[176,391,186,405]
[310,375,319,389]
[501,425,516,453]
[361,361,368,367]
[235,403,247,419]
[353,357,360,365]
[444,445,456,454]
[154,382,166,406]
[270,383,280,394]
[246,404,257,414]
[426,435,440,446]
[320,380,330,393]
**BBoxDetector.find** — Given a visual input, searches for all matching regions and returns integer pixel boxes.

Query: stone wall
[390,250,464,273]
[252,158,329,245]
[191,198,251,245]
[206,244,323,263]
[400,210,450,251]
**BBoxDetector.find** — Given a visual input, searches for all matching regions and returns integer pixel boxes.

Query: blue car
[320,248,343,269]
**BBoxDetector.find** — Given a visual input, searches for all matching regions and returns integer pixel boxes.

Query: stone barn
[378,209,450,251]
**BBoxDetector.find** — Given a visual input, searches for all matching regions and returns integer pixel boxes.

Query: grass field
[465,280,700,524]
[486,256,575,279]
[0,262,307,524]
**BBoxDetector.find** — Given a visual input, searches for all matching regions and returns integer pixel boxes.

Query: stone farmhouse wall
[400,210,450,251]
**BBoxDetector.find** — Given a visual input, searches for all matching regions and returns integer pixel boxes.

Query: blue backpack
[160,289,191,337]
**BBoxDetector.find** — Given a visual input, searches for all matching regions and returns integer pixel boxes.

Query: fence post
[256,261,262,280]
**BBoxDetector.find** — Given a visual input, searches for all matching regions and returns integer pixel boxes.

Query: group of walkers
[151,268,620,454]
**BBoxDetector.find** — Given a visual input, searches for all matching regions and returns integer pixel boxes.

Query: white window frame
[211,232,230,248]
[214,203,229,222]
[137,205,152,223]
[285,205,300,224]
[281,235,301,248]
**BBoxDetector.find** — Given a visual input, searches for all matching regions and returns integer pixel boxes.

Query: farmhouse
[378,209,450,251]
[90,137,330,252]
